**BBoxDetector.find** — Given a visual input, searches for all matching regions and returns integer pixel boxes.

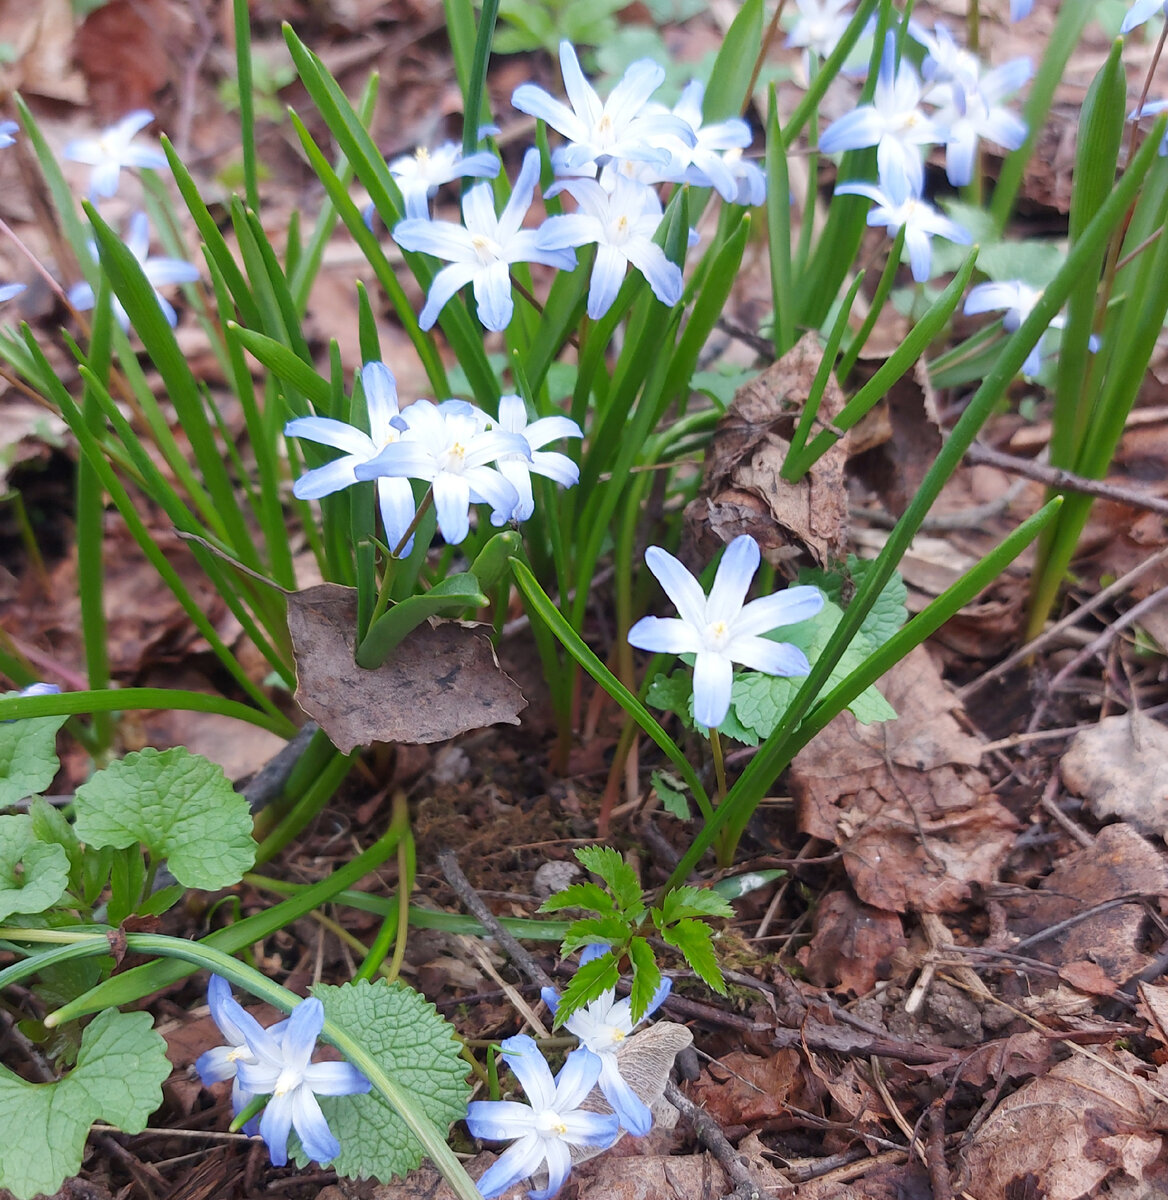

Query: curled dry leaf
[687,1048,803,1127]
[797,889,907,995]
[287,583,526,753]
[1061,713,1168,838]
[790,646,1016,913]
[684,333,848,567]
[1001,823,1168,985]
[959,1050,1167,1200]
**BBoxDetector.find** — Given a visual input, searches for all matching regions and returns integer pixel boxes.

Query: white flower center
[471,233,501,264]
[415,146,430,163]
[273,1066,303,1097]
[597,113,615,146]
[534,1109,568,1139]
[607,213,631,245]
[439,440,468,473]
[704,619,731,650]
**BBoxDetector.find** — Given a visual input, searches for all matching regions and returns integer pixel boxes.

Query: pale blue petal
[499,148,542,241]
[734,586,824,638]
[876,138,919,200]
[462,179,499,237]
[361,361,399,434]
[1122,0,1165,33]
[819,107,884,154]
[378,477,418,555]
[195,1044,238,1085]
[123,145,168,170]
[1010,0,1033,18]
[285,416,372,456]
[964,281,1023,315]
[559,40,603,128]
[419,261,479,329]
[705,535,760,626]
[432,472,472,543]
[727,635,811,676]
[143,258,200,288]
[579,943,611,965]
[1021,339,1046,378]
[628,614,704,656]
[623,240,683,308]
[292,1086,341,1164]
[541,986,561,1016]
[501,1034,557,1110]
[464,465,520,524]
[474,1133,546,1199]
[356,442,436,481]
[259,1093,295,1166]
[529,449,579,489]
[521,415,581,452]
[835,181,886,204]
[302,1061,371,1096]
[0,282,24,302]
[596,1054,652,1135]
[511,85,586,143]
[644,545,708,627]
[473,259,515,331]
[529,1138,572,1200]
[538,212,600,253]
[89,159,122,199]
[905,225,933,282]
[496,459,533,521]
[281,997,325,1074]
[644,974,672,1017]
[394,217,476,261]
[206,974,262,1047]
[607,59,666,119]
[69,282,96,312]
[467,1099,542,1142]
[587,242,627,319]
[553,1047,603,1111]
[292,456,360,500]
[692,651,733,729]
[981,108,1028,151]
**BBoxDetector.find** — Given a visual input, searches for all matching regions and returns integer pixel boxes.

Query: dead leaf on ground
[684,333,848,567]
[1002,823,1168,985]
[1061,713,1168,838]
[798,890,907,995]
[73,0,178,118]
[0,0,86,103]
[287,583,526,752]
[959,1050,1166,1200]
[687,1048,804,1126]
[790,646,1017,913]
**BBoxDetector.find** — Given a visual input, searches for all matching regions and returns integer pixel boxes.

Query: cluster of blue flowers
[196,976,370,1167]
[381,42,764,333]
[285,360,583,549]
[464,945,673,1199]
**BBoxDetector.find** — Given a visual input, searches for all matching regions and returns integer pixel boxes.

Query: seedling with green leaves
[540,845,734,1025]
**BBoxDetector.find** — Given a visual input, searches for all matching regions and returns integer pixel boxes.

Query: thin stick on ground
[437,849,554,991]
[664,1081,768,1200]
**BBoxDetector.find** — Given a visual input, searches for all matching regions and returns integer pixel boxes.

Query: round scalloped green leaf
[0,1008,168,1200]
[294,979,470,1181]
[73,747,255,890]
[0,693,68,807]
[0,814,69,920]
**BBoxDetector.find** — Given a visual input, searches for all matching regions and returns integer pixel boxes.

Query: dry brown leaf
[687,1048,804,1126]
[73,0,174,117]
[287,583,526,752]
[1002,823,1168,984]
[0,0,86,103]
[1061,714,1168,838]
[790,646,1016,913]
[1139,982,1168,1047]
[684,333,848,567]
[797,890,907,995]
[959,1050,1166,1200]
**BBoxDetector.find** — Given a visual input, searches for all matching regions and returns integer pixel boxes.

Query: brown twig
[959,543,1168,698]
[664,1081,768,1200]
[926,1099,954,1200]
[964,441,1168,519]
[437,849,554,990]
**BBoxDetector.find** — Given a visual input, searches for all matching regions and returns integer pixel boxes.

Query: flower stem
[366,487,434,632]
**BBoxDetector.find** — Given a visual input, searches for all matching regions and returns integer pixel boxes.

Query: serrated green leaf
[574,846,642,914]
[559,915,634,956]
[29,797,83,888]
[74,748,255,891]
[298,979,469,1181]
[0,1008,168,1200]
[0,815,69,920]
[538,882,616,914]
[651,770,691,821]
[661,918,726,995]
[627,937,661,1025]
[553,950,620,1028]
[0,694,68,807]
[657,885,735,925]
